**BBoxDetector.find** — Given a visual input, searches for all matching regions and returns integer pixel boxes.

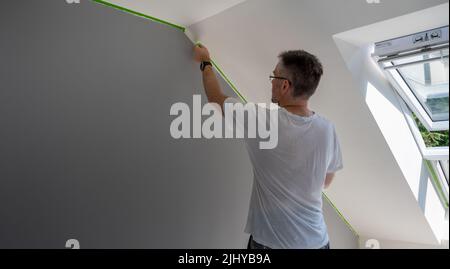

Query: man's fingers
[193,44,210,62]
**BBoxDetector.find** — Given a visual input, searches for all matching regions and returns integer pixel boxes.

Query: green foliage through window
[413,114,449,147]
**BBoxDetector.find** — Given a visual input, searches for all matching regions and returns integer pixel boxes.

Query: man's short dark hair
[278,50,323,98]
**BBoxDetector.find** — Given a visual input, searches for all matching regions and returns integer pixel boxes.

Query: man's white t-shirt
[224,97,343,249]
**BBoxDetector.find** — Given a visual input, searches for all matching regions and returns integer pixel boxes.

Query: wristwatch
[200,61,212,71]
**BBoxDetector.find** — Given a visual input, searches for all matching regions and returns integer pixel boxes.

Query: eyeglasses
[269,75,291,85]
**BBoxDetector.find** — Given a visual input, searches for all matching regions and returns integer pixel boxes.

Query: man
[193,44,343,249]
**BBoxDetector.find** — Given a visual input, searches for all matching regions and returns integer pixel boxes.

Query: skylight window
[373,27,449,208]
[374,26,449,132]
[393,49,449,122]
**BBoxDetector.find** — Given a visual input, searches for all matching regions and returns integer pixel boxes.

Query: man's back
[193,44,342,249]
[239,102,343,249]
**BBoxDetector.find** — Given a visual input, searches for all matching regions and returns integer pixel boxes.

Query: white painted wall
[186,0,449,246]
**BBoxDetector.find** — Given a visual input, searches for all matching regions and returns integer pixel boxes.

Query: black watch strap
[200,61,212,71]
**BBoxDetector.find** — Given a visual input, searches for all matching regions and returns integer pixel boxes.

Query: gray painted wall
[0,0,357,248]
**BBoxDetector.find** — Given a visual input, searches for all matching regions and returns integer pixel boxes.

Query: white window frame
[440,160,449,184]
[392,83,449,209]
[373,26,450,208]
[373,26,449,132]
[382,58,449,131]
[426,160,449,209]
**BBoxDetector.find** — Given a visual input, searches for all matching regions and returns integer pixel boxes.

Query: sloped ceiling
[103,0,248,27]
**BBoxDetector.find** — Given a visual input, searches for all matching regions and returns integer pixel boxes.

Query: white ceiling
[103,0,248,27]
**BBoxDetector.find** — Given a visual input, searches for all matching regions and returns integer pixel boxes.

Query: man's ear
[281,81,291,96]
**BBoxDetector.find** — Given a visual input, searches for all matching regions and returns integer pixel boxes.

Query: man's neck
[280,100,313,117]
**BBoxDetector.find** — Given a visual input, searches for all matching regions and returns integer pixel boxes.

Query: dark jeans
[247,235,330,249]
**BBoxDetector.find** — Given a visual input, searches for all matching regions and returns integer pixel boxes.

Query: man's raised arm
[193,44,228,111]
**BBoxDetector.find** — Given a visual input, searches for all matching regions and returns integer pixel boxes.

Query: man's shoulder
[313,113,336,130]
[315,113,332,123]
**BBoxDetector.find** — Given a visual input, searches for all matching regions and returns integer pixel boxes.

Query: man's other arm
[324,173,335,189]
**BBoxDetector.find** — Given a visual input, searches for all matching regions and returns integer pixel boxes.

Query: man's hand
[193,44,228,111]
[194,44,211,63]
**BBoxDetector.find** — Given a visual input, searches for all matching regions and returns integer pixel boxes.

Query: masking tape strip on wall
[92,0,186,31]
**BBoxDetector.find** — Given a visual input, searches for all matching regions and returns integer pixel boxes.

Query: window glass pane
[394,49,449,122]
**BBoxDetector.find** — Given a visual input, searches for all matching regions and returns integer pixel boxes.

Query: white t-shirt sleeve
[327,125,343,173]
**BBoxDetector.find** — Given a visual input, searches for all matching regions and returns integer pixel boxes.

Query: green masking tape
[194,42,247,103]
[91,0,186,32]
[211,60,248,103]
[323,193,359,238]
